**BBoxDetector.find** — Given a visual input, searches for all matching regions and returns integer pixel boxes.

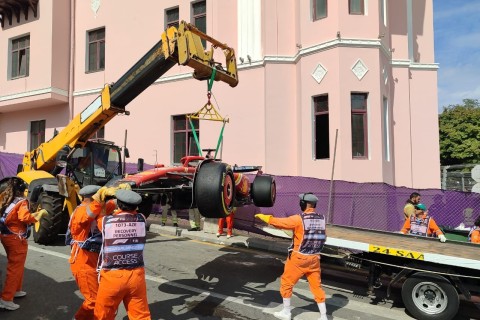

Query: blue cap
[116,189,142,205]
[415,203,427,211]
[79,185,101,196]
[299,193,319,203]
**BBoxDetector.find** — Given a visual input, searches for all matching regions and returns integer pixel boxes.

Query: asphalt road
[0,228,477,320]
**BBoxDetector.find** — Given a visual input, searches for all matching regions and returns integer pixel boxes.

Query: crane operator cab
[69,140,123,186]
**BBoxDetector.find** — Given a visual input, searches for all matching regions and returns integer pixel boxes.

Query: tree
[439,99,480,165]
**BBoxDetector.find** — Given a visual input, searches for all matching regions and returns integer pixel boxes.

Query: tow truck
[263,221,480,320]
[15,21,240,244]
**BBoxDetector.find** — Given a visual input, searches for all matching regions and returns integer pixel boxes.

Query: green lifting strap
[207,69,217,92]
[214,121,227,159]
[188,117,202,155]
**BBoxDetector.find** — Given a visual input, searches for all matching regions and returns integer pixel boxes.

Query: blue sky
[433,1,480,112]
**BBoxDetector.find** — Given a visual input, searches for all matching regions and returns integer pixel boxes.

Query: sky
[433,1,480,112]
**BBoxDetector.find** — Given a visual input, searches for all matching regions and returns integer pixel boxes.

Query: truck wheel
[401,273,459,320]
[194,161,235,218]
[33,191,65,245]
[251,175,276,207]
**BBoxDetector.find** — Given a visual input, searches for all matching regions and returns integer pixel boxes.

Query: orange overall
[218,213,235,236]
[469,227,480,244]
[269,208,326,303]
[69,199,115,320]
[401,214,444,237]
[0,199,37,301]
[93,210,150,320]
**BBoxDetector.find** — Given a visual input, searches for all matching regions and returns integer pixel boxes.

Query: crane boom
[21,20,238,173]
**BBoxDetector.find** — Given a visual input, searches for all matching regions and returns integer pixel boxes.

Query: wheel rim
[411,281,448,315]
[222,174,234,209]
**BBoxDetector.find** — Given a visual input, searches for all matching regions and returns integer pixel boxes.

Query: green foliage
[439,99,480,165]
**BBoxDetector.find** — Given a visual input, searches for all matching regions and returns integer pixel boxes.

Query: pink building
[0,0,440,188]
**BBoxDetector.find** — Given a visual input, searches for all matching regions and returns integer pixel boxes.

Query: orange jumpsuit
[217,213,234,236]
[69,200,115,320]
[401,214,444,237]
[0,198,37,302]
[268,208,326,303]
[469,227,480,244]
[93,209,150,320]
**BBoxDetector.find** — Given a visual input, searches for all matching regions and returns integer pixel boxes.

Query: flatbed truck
[322,225,480,320]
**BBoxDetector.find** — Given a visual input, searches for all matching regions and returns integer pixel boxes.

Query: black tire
[401,273,459,320]
[194,161,235,218]
[251,175,276,207]
[32,191,65,245]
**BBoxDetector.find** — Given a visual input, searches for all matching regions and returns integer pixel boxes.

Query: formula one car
[112,154,276,219]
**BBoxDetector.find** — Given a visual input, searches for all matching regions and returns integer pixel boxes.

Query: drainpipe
[406,0,414,187]
[68,0,76,120]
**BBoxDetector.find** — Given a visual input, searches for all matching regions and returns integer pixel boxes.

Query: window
[30,120,45,150]
[173,115,200,163]
[92,126,105,139]
[166,7,179,29]
[313,95,330,159]
[383,97,390,161]
[11,35,30,79]
[87,28,105,72]
[349,0,365,15]
[351,93,368,158]
[313,0,327,20]
[192,1,206,46]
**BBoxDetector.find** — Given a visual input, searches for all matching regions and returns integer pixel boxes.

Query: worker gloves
[92,184,132,203]
[93,186,115,203]
[32,209,48,222]
[439,234,447,243]
[255,213,272,224]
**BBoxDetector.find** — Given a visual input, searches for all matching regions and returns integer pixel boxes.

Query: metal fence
[441,164,479,192]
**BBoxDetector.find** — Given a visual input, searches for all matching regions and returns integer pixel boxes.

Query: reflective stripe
[86,205,96,218]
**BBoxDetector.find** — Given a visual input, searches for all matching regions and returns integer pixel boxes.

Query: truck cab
[68,140,123,187]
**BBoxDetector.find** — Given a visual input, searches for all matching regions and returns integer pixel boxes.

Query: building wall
[0,0,440,188]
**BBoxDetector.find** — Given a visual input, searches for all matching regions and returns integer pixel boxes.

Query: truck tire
[401,273,459,320]
[33,191,65,245]
[194,161,235,218]
[251,175,276,207]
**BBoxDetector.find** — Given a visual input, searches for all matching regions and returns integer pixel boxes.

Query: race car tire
[401,272,459,320]
[33,191,65,245]
[194,161,235,218]
[252,175,276,207]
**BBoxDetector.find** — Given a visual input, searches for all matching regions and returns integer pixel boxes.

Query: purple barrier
[3,152,479,234]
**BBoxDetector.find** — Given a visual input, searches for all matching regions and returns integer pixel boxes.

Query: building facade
[0,0,440,188]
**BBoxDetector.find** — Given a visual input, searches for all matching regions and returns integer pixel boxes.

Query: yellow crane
[15,21,238,244]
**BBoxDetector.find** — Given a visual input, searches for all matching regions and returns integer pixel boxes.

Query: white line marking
[23,245,410,320]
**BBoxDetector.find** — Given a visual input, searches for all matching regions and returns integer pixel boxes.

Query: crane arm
[21,20,238,173]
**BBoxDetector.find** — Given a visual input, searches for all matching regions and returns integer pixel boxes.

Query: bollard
[175,228,182,237]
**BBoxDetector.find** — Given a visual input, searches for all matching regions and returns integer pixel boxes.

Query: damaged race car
[112,155,276,219]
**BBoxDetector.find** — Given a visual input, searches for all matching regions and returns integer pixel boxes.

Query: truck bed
[326,225,480,270]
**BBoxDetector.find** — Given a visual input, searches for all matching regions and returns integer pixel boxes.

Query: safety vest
[0,197,30,238]
[409,216,431,237]
[65,204,102,253]
[291,212,326,255]
[468,226,480,242]
[100,212,146,270]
